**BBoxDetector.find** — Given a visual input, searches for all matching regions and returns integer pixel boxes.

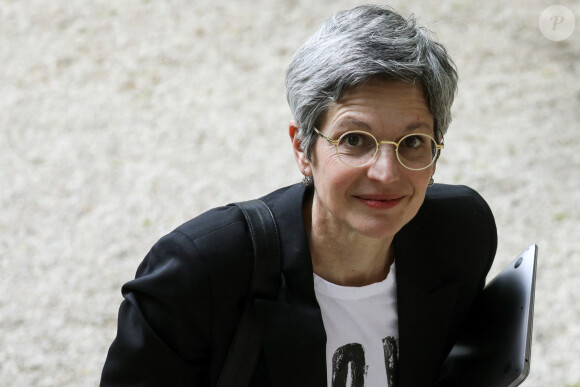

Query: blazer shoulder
[131,203,252,293]
[170,183,303,247]
[424,184,494,222]
[172,204,246,244]
[426,183,486,201]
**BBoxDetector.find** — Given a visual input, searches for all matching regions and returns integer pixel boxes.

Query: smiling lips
[355,194,404,209]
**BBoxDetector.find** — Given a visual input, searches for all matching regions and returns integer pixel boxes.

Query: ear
[289,121,312,177]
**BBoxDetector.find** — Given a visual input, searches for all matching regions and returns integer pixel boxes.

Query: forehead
[321,78,433,133]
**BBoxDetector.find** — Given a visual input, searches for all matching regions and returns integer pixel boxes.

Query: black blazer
[101,183,497,387]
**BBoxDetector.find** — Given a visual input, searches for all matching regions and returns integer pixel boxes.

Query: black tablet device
[439,244,538,387]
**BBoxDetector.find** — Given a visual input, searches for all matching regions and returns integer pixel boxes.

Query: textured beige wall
[1,0,579,385]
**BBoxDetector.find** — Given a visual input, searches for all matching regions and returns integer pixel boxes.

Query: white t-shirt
[314,264,399,387]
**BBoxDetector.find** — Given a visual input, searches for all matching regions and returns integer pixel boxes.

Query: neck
[303,192,395,287]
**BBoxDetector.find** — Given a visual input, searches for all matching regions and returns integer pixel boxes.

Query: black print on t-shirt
[332,343,367,386]
[331,336,399,387]
[383,337,399,386]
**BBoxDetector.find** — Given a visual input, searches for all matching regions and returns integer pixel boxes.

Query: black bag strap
[216,199,281,387]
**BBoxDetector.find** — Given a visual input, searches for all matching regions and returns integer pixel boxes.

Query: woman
[101,5,496,387]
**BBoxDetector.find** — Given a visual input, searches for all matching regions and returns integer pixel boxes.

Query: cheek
[316,164,353,194]
[312,156,361,203]
[412,175,430,195]
[408,171,432,208]
[311,143,343,180]
[415,165,435,186]
[313,142,340,165]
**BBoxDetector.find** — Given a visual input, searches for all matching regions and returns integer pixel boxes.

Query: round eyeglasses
[314,127,444,170]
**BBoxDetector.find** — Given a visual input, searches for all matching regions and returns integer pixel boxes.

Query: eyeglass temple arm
[313,127,339,144]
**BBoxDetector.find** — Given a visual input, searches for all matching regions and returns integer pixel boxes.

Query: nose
[366,144,401,183]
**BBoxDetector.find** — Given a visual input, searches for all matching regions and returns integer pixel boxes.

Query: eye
[401,135,425,149]
[344,133,366,147]
[339,132,376,149]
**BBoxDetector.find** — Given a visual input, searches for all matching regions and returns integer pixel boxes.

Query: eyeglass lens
[336,132,437,169]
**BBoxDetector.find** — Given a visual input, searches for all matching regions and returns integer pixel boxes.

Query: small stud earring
[428,177,434,187]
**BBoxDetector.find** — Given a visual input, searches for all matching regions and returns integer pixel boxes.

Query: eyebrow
[334,119,372,131]
[404,122,434,132]
[335,118,433,133]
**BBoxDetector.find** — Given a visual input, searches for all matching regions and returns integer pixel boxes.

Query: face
[291,78,436,241]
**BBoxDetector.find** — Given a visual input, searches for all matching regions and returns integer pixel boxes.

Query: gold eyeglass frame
[313,127,444,171]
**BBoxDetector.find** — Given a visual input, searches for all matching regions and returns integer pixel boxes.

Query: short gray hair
[286,5,458,162]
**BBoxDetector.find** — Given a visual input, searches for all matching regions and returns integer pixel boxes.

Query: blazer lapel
[395,216,461,386]
[256,184,327,387]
